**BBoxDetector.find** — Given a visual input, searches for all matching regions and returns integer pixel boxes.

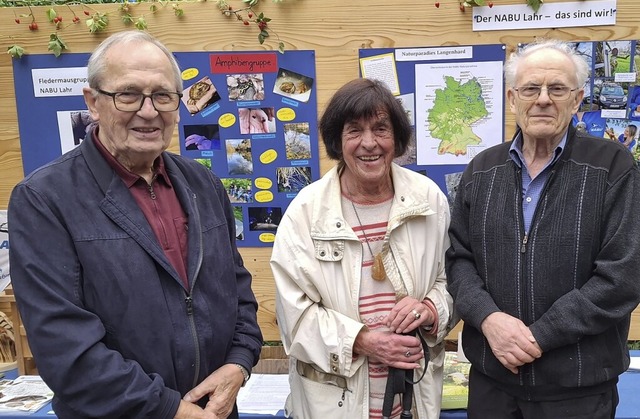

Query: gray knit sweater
[446,125,640,400]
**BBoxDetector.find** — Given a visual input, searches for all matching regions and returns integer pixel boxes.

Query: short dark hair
[318,78,412,161]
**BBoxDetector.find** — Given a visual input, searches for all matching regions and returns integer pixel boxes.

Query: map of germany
[415,60,504,166]
[428,75,488,156]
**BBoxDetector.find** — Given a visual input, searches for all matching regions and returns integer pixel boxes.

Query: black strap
[381,331,430,419]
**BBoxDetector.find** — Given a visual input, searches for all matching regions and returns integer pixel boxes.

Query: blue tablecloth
[1,352,639,419]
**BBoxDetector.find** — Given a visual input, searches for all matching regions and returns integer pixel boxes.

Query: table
[0,358,638,418]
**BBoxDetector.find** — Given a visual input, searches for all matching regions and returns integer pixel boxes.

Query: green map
[428,76,488,156]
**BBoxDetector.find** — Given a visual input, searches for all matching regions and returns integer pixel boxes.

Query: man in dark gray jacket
[9,31,262,418]
[446,39,640,419]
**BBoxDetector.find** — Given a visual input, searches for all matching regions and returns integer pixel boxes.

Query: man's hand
[481,312,542,374]
[353,328,424,369]
[181,364,245,418]
[174,400,215,419]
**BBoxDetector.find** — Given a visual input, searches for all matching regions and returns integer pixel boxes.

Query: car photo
[598,83,628,109]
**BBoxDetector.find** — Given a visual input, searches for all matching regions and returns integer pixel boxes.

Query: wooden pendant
[372,253,386,281]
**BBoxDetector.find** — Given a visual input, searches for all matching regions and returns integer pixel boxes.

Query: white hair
[504,39,589,88]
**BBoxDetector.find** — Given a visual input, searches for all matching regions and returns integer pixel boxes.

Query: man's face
[507,49,584,144]
[83,41,180,172]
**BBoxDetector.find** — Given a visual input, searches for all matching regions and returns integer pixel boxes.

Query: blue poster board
[12,50,320,247]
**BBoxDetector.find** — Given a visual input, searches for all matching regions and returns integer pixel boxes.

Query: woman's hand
[353,328,423,369]
[386,297,434,334]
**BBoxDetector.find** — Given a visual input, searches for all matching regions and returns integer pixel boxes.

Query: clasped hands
[353,297,434,369]
[174,364,245,419]
[481,312,543,374]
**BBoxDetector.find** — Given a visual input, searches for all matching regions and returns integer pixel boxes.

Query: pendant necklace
[348,197,387,281]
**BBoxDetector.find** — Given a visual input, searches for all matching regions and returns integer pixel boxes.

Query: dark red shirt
[93,131,189,288]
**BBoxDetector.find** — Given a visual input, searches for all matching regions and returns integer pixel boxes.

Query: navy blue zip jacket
[8,128,262,418]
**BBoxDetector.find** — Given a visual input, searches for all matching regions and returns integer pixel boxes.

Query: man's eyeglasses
[513,85,579,101]
[96,89,183,112]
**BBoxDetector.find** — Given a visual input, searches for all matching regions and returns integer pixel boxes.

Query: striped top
[342,195,404,419]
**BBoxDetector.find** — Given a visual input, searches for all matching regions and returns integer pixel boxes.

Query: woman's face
[625,127,630,137]
[341,111,395,189]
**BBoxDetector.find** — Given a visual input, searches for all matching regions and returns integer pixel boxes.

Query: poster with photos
[173,51,320,247]
[12,50,318,248]
[569,40,640,162]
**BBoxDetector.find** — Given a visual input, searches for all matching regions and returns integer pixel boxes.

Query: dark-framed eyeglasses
[513,85,579,101]
[96,89,183,112]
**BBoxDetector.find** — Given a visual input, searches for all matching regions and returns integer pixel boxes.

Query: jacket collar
[309,163,435,239]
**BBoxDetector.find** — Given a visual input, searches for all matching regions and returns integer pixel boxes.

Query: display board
[359,44,506,199]
[173,51,319,246]
[12,50,320,247]
[568,40,640,159]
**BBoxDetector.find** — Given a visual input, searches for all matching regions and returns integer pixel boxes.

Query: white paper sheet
[237,374,289,415]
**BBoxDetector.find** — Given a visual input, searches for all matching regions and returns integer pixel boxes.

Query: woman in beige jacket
[271,78,455,418]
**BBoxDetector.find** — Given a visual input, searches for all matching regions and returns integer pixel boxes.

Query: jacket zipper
[516,167,556,389]
[188,192,203,389]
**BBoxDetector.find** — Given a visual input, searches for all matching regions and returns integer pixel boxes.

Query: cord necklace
[346,186,387,281]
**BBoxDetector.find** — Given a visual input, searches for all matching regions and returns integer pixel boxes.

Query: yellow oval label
[254,177,273,190]
[259,233,276,243]
[260,149,278,164]
[277,108,296,121]
[254,190,274,203]
[181,68,199,81]
[219,113,236,128]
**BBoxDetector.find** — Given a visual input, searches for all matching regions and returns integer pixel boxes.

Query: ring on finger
[405,350,411,358]
[412,309,421,320]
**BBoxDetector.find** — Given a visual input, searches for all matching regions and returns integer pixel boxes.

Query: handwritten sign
[472,0,616,31]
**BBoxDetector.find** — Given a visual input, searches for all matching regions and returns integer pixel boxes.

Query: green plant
[4,0,286,58]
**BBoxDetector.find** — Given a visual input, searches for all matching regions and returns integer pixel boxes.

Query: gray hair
[87,31,183,92]
[504,39,589,89]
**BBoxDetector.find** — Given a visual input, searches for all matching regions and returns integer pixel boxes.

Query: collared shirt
[509,131,566,233]
[93,129,189,288]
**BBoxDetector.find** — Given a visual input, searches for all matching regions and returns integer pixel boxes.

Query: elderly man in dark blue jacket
[8,31,262,419]
[447,39,640,419]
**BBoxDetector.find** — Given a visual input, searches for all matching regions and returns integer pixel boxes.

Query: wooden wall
[1,0,639,341]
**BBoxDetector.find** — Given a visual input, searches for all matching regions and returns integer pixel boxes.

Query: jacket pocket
[286,360,353,418]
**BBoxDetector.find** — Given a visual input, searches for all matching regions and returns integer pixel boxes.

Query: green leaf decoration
[135,16,148,30]
[48,34,67,57]
[7,44,25,59]
[527,0,543,13]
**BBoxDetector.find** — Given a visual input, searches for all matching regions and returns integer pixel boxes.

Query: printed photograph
[183,124,221,151]
[238,107,276,134]
[276,166,312,193]
[628,84,640,121]
[226,139,253,175]
[273,68,314,103]
[248,206,282,231]
[226,73,265,101]
[284,122,312,160]
[233,206,245,241]
[604,118,638,153]
[56,110,93,154]
[594,41,633,79]
[194,158,212,170]
[393,129,417,166]
[181,76,221,115]
[221,178,254,204]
